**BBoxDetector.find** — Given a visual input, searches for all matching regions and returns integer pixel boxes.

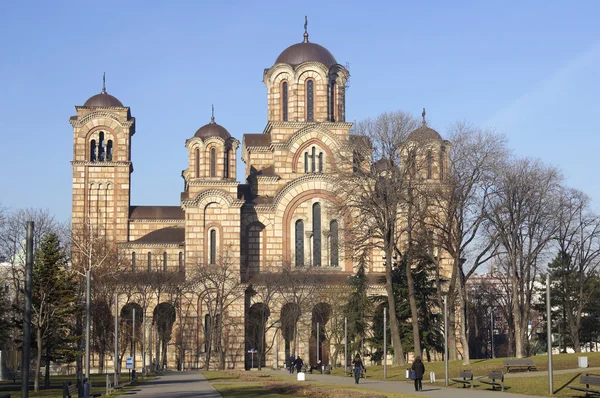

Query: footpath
[117,370,222,398]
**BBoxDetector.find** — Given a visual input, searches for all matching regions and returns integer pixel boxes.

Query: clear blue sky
[1,1,599,221]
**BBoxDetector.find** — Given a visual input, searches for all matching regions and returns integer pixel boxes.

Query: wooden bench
[480,371,505,391]
[504,358,537,372]
[63,381,101,398]
[63,382,78,398]
[106,373,127,395]
[568,374,600,397]
[451,370,474,388]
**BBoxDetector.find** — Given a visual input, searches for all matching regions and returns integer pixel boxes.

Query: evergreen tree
[343,252,372,358]
[32,233,77,391]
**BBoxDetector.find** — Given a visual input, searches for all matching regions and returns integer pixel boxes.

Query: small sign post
[248,349,257,369]
[126,357,133,380]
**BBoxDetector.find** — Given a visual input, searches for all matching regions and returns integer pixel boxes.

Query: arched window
[107,140,113,161]
[163,252,167,272]
[306,79,314,122]
[224,148,229,178]
[312,203,321,266]
[304,152,309,173]
[98,132,105,161]
[179,252,183,272]
[311,147,316,172]
[295,220,304,267]
[318,152,323,173]
[210,148,216,177]
[131,252,136,272]
[427,150,432,179]
[195,148,200,178]
[90,140,97,162]
[282,81,288,122]
[328,81,336,122]
[209,229,217,264]
[147,252,152,272]
[330,220,339,267]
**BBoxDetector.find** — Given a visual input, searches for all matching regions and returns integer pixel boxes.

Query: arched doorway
[280,302,301,365]
[246,303,270,369]
[120,302,143,369]
[153,302,176,369]
[310,303,332,366]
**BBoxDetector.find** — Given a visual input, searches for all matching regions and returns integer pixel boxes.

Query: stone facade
[70,29,453,371]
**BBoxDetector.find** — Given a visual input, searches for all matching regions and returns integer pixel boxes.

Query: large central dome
[275,41,337,66]
[274,18,337,66]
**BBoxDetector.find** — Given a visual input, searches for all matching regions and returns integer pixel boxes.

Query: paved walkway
[118,371,221,398]
[267,369,549,397]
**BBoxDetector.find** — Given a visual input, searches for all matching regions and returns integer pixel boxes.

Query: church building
[70,22,450,370]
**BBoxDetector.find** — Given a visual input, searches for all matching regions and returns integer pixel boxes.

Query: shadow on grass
[215,383,305,397]
[554,372,582,394]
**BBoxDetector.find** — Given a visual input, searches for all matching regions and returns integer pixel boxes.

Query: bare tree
[422,123,507,363]
[552,188,600,352]
[245,264,288,370]
[189,248,244,370]
[334,111,419,365]
[486,158,562,358]
[0,208,59,374]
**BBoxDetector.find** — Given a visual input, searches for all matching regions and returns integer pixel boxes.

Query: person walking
[294,356,304,374]
[351,354,366,384]
[288,355,295,374]
[411,356,425,391]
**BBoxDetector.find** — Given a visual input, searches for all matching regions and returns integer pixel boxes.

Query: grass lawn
[331,351,600,381]
[0,373,154,397]
[203,370,420,398]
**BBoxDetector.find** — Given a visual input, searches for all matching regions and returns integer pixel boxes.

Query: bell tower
[70,75,135,242]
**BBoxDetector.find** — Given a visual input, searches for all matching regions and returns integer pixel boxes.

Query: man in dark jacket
[294,356,304,373]
[411,356,425,391]
[288,355,295,374]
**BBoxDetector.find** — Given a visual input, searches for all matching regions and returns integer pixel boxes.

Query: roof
[407,124,442,142]
[275,42,337,66]
[131,227,185,245]
[244,134,272,147]
[84,92,124,107]
[194,121,232,140]
[129,206,184,220]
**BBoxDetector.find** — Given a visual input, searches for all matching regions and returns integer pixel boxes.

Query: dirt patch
[262,381,386,397]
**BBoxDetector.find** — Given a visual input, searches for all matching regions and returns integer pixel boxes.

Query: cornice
[121,242,184,248]
[129,219,184,224]
[189,179,239,186]
[71,161,131,167]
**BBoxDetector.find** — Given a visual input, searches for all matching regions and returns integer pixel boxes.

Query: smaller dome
[194,121,231,140]
[84,92,124,107]
[408,125,442,142]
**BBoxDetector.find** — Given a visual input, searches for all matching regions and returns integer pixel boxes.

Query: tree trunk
[447,303,457,360]
[384,248,405,365]
[44,347,50,389]
[458,280,470,364]
[405,262,422,358]
[513,299,524,358]
[34,327,41,392]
